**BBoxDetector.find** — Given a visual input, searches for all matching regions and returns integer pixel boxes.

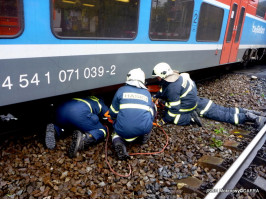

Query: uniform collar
[164,71,180,82]
[126,80,147,89]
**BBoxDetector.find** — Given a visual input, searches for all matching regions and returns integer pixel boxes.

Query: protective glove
[157,119,166,127]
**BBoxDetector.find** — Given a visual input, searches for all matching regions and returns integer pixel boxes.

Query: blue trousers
[55,100,106,141]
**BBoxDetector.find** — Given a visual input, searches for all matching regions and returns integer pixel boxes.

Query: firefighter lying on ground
[197,97,266,131]
[152,62,266,130]
[109,68,156,160]
[45,96,109,158]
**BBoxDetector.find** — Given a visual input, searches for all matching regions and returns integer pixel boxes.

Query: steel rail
[205,124,266,199]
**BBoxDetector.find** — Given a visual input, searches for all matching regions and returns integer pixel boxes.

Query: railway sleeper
[230,129,253,139]
[176,177,205,198]
[239,176,266,199]
[223,140,251,152]
[198,155,227,172]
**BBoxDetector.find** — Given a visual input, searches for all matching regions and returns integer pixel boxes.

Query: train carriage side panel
[0,0,240,107]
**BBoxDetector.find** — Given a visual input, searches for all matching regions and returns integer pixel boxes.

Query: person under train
[109,68,156,160]
[151,62,266,130]
[196,97,266,131]
[45,96,110,158]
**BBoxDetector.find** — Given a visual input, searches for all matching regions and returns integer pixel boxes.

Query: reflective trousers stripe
[110,105,119,114]
[99,129,106,138]
[234,114,239,125]
[174,114,181,124]
[167,111,181,124]
[179,103,197,112]
[120,103,154,116]
[112,132,138,142]
[73,98,92,113]
[200,100,213,117]
[235,108,239,114]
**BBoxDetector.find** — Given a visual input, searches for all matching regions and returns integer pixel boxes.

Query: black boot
[245,112,266,131]
[139,132,151,144]
[243,108,264,116]
[45,123,56,149]
[112,137,130,160]
[191,111,203,127]
[68,131,96,158]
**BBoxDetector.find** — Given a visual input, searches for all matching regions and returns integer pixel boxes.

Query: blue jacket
[155,73,198,123]
[109,85,155,139]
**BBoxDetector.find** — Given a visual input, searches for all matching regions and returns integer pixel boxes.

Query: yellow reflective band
[165,101,181,108]
[99,129,106,138]
[174,114,181,124]
[181,78,188,88]
[110,105,119,114]
[234,114,239,125]
[167,110,177,117]
[112,132,119,139]
[73,98,92,113]
[235,108,239,114]
[120,103,154,116]
[179,103,197,112]
[180,83,192,98]
[89,96,102,113]
[160,88,163,92]
[124,137,138,142]
[200,100,213,117]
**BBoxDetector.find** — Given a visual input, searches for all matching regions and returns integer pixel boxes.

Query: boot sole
[45,124,56,149]
[114,144,129,160]
[68,131,82,158]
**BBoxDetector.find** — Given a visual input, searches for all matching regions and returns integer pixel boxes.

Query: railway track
[205,124,266,199]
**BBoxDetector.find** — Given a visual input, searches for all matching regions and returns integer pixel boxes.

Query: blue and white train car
[0,0,265,107]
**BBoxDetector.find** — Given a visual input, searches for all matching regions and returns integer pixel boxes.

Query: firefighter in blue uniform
[45,96,109,158]
[152,62,199,126]
[109,68,156,160]
[197,97,266,131]
[152,62,266,130]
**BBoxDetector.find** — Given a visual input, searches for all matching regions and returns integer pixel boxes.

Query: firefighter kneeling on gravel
[109,68,156,160]
[152,62,200,127]
[45,96,109,158]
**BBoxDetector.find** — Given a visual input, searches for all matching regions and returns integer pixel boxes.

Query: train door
[220,0,247,64]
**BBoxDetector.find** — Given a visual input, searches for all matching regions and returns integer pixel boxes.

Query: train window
[235,7,245,43]
[0,0,23,38]
[196,3,224,42]
[226,3,238,43]
[256,0,266,19]
[149,0,194,41]
[51,0,139,39]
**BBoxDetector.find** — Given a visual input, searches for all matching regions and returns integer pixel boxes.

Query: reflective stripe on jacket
[109,85,155,139]
[156,73,198,123]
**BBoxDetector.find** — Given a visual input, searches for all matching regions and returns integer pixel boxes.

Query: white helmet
[152,62,173,79]
[127,68,145,84]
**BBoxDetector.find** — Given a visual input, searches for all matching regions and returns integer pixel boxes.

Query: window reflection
[52,0,139,39]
